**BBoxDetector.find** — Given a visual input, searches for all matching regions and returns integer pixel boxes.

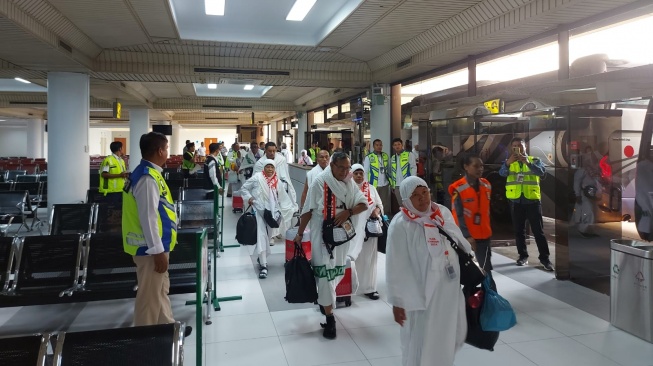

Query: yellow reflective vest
[123,161,177,256]
[99,154,127,194]
[389,151,411,187]
[505,157,541,200]
[367,152,389,188]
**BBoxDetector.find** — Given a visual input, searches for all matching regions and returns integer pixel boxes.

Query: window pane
[476,42,558,85]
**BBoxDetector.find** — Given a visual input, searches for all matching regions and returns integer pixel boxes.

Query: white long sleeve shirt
[132,161,166,255]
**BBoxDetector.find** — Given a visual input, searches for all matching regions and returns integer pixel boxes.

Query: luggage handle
[294,240,308,259]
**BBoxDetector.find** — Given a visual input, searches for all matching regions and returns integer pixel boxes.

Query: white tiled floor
[3,199,653,366]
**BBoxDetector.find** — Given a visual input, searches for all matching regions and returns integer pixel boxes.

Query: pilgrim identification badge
[517,173,524,182]
[445,263,456,279]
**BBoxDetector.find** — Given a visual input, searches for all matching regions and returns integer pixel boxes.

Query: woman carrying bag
[347,164,384,300]
[386,176,473,366]
[241,159,297,278]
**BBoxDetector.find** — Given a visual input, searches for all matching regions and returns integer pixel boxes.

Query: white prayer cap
[301,149,307,155]
[399,176,429,201]
[262,159,275,167]
[351,164,364,173]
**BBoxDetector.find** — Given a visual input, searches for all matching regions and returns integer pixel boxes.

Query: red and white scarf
[401,203,448,267]
[264,171,278,194]
[359,181,374,206]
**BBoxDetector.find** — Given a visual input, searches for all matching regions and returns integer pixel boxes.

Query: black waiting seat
[89,172,100,189]
[169,229,203,294]
[0,237,16,291]
[9,235,84,297]
[0,191,28,234]
[94,202,122,233]
[0,215,15,237]
[82,233,136,294]
[166,179,185,201]
[0,182,14,191]
[5,170,27,182]
[180,188,211,201]
[186,177,206,189]
[53,322,184,366]
[14,182,43,208]
[178,200,214,230]
[49,203,96,236]
[0,334,50,366]
[167,171,185,181]
[15,174,39,183]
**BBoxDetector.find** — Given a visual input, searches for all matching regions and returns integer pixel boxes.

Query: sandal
[259,267,268,279]
[364,292,380,300]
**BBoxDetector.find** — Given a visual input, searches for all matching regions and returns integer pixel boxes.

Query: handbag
[264,208,282,228]
[365,217,383,238]
[227,171,239,184]
[284,242,318,303]
[480,274,517,331]
[463,285,500,351]
[437,226,486,287]
[235,206,257,245]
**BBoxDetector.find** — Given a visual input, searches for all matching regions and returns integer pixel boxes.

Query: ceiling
[0,0,647,126]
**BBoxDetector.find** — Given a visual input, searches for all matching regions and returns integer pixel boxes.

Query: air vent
[219,78,261,85]
[397,57,412,69]
[205,117,240,120]
[58,40,73,53]
[9,101,46,105]
[202,105,252,109]
[194,68,290,76]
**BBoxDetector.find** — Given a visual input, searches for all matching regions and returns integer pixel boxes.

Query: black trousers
[510,201,550,262]
[474,239,493,272]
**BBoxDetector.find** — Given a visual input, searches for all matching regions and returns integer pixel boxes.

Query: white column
[370,95,391,154]
[270,121,278,146]
[47,72,90,207]
[170,122,182,156]
[26,118,45,158]
[129,109,150,171]
[297,112,307,161]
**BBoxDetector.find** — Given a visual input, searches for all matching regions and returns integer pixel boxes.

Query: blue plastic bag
[480,274,517,331]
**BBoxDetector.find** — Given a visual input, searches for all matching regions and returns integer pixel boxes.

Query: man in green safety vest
[389,138,417,214]
[499,137,553,272]
[122,132,191,336]
[99,141,128,201]
[363,139,391,215]
[308,141,320,164]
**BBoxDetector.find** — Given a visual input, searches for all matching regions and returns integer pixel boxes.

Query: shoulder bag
[322,184,356,257]
[437,226,486,287]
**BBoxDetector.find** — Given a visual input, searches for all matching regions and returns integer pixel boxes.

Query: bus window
[634,100,653,241]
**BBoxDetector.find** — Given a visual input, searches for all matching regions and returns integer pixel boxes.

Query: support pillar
[26,118,45,158]
[270,121,278,146]
[129,109,150,171]
[47,72,90,207]
[371,86,391,153]
[390,84,402,142]
[297,112,307,161]
[558,29,570,80]
[170,122,183,156]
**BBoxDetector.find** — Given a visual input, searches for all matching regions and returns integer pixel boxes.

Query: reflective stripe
[457,183,470,191]
[505,181,539,186]
[480,181,491,189]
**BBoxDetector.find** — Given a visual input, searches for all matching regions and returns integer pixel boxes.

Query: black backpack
[235,206,257,245]
[284,242,318,303]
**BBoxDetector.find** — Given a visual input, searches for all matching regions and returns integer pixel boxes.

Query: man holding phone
[499,137,554,271]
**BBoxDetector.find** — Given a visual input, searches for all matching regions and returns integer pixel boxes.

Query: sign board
[483,99,503,114]
[112,102,122,119]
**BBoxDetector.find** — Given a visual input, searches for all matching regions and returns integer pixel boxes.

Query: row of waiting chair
[0,171,46,183]
[0,321,185,366]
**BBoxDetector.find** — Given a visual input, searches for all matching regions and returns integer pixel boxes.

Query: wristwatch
[348,209,353,217]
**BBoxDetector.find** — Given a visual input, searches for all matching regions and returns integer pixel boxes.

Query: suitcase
[285,228,311,262]
[232,190,244,213]
[335,259,353,307]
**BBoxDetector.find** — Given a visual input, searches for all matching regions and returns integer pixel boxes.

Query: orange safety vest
[449,176,492,240]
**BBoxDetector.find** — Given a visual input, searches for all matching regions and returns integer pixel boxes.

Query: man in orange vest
[449,154,493,273]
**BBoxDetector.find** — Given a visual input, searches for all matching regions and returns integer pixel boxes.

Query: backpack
[236,206,257,245]
[284,242,318,303]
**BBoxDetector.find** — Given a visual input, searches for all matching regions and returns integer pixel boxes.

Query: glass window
[570,14,653,75]
[476,42,558,85]
[401,68,468,97]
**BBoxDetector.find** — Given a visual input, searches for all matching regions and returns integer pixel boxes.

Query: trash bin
[610,239,653,343]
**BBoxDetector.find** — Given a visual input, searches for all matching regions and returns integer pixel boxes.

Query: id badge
[445,263,456,280]
[517,173,525,183]
[380,166,385,175]
[473,213,481,225]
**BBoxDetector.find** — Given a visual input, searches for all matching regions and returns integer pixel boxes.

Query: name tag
[517,173,525,183]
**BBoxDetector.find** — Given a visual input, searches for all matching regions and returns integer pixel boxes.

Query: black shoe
[541,260,555,272]
[516,257,528,266]
[184,326,193,338]
[320,314,336,339]
[364,292,380,300]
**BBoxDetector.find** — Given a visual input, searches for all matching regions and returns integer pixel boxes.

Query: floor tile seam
[521,307,610,324]
[503,340,553,365]
[562,334,629,366]
[211,310,271,318]
[505,334,626,366]
[500,333,569,345]
[203,332,282,345]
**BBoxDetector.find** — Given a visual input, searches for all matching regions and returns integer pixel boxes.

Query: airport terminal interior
[1,0,653,365]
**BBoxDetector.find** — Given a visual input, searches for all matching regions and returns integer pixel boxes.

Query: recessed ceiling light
[286,0,317,21]
[205,0,225,16]
[207,83,217,89]
[15,77,31,84]
[243,85,255,90]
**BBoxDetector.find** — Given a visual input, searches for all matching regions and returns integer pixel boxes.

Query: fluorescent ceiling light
[207,83,217,89]
[15,77,31,84]
[205,0,225,16]
[286,0,317,21]
[243,84,254,90]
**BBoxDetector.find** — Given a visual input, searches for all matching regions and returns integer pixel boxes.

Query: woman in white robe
[348,164,383,299]
[295,152,368,339]
[241,159,297,278]
[298,149,313,166]
[386,176,472,366]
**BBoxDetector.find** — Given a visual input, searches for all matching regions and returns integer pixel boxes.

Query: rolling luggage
[285,227,311,262]
[335,258,353,307]
[232,190,244,213]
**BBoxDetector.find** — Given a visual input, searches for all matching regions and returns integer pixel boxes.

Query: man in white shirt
[196,142,206,160]
[280,143,293,164]
[300,150,329,208]
[253,142,290,182]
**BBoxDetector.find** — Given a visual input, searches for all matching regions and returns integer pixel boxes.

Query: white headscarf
[351,164,364,173]
[262,158,275,168]
[400,176,431,216]
[301,149,307,156]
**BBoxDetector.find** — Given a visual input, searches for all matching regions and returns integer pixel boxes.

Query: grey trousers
[376,184,391,216]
